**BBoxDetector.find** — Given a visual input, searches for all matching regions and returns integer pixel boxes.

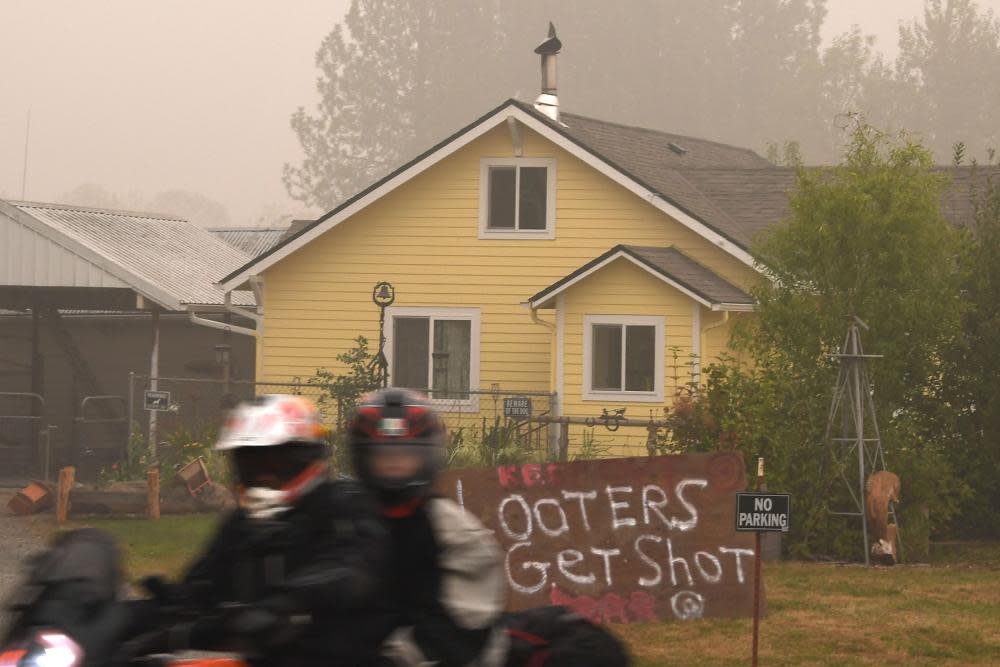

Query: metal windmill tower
[825,316,894,565]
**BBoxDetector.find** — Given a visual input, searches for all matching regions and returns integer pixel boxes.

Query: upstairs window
[480,158,556,239]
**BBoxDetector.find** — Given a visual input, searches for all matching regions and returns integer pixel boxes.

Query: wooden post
[752,457,764,667]
[147,468,161,520]
[56,466,74,524]
[645,422,658,457]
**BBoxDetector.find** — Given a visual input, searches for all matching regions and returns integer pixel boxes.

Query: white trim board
[692,302,702,384]
[555,294,565,412]
[219,101,755,291]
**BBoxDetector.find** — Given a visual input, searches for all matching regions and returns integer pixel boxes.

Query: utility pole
[21,109,31,199]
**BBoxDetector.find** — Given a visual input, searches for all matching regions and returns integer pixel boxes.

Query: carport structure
[0,200,258,480]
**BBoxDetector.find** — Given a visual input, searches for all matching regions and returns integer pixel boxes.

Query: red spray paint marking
[550,585,657,624]
[498,463,560,489]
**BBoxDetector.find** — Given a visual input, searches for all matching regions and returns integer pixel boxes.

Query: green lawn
[61,516,1000,666]
[64,514,220,580]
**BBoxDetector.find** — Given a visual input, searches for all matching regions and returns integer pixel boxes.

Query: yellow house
[220,96,772,453]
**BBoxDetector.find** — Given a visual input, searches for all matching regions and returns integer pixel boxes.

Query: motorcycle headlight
[22,634,83,667]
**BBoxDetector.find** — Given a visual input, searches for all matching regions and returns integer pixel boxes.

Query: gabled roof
[219,99,763,290]
[218,100,1000,292]
[1,200,255,310]
[210,227,288,257]
[528,245,755,311]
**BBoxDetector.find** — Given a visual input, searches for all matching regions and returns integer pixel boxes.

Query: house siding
[258,123,754,439]
[561,260,696,454]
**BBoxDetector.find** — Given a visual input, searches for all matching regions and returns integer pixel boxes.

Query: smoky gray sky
[2,0,998,227]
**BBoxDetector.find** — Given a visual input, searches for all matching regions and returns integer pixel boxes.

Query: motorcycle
[0,529,254,667]
[2,529,630,667]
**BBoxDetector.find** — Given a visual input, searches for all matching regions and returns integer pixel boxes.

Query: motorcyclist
[347,388,508,667]
[128,394,392,666]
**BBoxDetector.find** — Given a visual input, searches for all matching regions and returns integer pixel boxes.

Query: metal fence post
[559,420,569,462]
[127,372,135,434]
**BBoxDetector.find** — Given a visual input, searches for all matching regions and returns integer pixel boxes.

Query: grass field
[61,515,1000,666]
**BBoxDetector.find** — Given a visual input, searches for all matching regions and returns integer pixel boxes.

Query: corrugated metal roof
[0,200,254,310]
[209,227,288,257]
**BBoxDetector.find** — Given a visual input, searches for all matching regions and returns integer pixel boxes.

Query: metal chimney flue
[534,22,561,122]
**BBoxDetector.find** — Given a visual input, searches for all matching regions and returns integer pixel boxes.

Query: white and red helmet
[216,395,330,520]
[217,394,328,451]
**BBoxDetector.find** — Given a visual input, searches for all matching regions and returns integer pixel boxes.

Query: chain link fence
[126,374,559,463]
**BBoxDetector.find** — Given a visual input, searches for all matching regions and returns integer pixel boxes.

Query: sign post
[733,459,792,667]
[752,460,763,667]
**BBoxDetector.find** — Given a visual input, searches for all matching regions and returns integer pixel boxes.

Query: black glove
[139,576,214,611]
[139,576,175,604]
[179,598,301,653]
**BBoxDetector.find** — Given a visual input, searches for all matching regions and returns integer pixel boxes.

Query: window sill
[478,229,555,240]
[426,395,482,413]
[582,390,664,403]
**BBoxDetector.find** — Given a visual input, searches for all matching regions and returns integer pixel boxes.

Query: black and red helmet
[348,388,447,504]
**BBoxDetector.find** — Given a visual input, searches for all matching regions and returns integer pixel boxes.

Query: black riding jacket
[177,479,392,666]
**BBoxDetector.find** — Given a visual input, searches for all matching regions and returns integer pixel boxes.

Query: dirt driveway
[0,489,50,634]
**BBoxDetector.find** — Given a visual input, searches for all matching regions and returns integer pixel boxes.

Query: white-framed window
[583,315,664,402]
[479,157,556,239]
[385,306,481,409]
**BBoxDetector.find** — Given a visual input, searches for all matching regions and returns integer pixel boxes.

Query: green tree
[674,123,969,557]
[940,175,1000,536]
[748,123,967,405]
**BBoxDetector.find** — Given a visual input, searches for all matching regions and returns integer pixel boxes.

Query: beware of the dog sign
[735,493,791,532]
[503,396,532,420]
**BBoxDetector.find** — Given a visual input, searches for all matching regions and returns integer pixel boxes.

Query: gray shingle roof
[624,246,754,306]
[210,227,288,257]
[674,166,999,246]
[220,99,999,286]
[4,200,254,309]
[528,244,753,309]
[557,111,772,170]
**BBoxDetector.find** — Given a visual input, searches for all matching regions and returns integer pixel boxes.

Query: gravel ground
[0,490,50,636]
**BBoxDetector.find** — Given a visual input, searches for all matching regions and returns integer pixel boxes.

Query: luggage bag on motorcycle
[502,605,630,667]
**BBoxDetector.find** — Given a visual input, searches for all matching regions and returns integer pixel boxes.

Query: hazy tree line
[285,0,1000,210]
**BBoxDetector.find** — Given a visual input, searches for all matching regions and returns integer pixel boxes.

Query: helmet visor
[367,444,426,481]
[231,444,323,489]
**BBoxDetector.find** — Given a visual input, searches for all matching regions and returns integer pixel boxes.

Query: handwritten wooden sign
[437,452,760,624]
